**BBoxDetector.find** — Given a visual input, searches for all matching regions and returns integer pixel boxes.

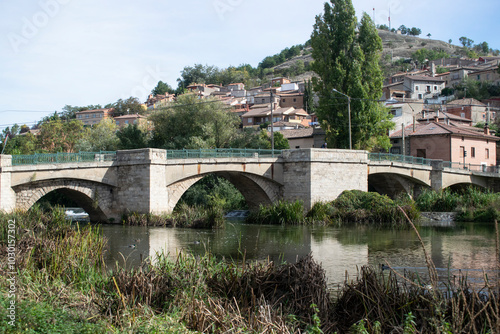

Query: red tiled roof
[391,121,499,140]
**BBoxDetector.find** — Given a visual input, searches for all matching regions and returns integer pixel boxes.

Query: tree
[303,79,315,114]
[108,97,145,116]
[408,27,422,36]
[75,118,119,152]
[151,81,175,96]
[377,24,389,31]
[448,39,452,44]
[36,119,85,153]
[150,94,241,149]
[116,124,149,149]
[311,2,393,150]
[426,33,431,38]
[398,25,408,35]
[459,36,474,48]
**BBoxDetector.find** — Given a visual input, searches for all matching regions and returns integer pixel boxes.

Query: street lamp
[332,88,352,150]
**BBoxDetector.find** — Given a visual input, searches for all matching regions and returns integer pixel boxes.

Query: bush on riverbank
[121,203,225,228]
[416,187,500,222]
[247,191,419,226]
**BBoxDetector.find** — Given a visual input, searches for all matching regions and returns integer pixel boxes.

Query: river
[96,219,498,288]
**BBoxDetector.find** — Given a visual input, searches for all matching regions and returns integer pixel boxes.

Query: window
[471,147,475,158]
[418,94,423,99]
[415,85,419,91]
[261,99,265,103]
[116,121,120,126]
[426,85,431,92]
[248,118,253,124]
[486,148,490,159]
[434,85,438,91]
[390,147,401,154]
[293,98,296,102]
[477,75,481,80]
[92,114,96,118]
[460,146,465,158]
[282,99,286,103]
[85,115,89,118]
[125,120,129,124]
[461,113,465,118]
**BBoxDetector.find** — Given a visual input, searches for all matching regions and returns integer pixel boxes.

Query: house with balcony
[404,75,446,100]
[75,108,114,126]
[241,106,309,128]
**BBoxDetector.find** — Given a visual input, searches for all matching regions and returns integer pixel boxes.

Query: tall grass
[416,187,500,222]
[246,200,305,225]
[121,203,225,228]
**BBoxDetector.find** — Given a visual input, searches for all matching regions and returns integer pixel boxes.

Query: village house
[146,93,175,109]
[186,83,220,98]
[114,114,149,129]
[445,98,493,125]
[241,106,309,128]
[404,75,446,100]
[279,91,304,109]
[75,108,114,126]
[389,120,498,168]
[385,101,424,135]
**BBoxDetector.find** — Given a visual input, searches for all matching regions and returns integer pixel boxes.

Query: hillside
[268,30,465,82]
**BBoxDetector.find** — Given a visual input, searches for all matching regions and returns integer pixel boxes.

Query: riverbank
[1,208,499,333]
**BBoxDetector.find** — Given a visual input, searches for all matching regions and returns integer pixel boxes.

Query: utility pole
[270,90,274,156]
[401,123,405,156]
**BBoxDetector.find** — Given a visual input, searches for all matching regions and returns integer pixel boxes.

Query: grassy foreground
[1,207,499,333]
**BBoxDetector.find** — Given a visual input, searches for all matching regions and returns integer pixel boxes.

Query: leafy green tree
[116,124,149,149]
[36,119,85,153]
[377,24,389,31]
[107,97,145,116]
[304,79,315,114]
[151,81,175,96]
[311,2,393,150]
[408,27,422,36]
[398,25,408,35]
[426,33,431,38]
[75,118,119,152]
[459,36,474,48]
[150,94,240,149]
[2,133,37,155]
[176,64,220,91]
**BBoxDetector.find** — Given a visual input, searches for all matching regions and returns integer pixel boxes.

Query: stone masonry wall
[282,149,368,210]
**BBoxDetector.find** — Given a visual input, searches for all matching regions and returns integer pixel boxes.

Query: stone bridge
[1,148,499,222]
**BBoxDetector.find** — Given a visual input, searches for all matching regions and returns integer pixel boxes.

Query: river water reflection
[99,220,498,287]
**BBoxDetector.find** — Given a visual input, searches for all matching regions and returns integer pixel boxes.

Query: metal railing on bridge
[442,161,500,173]
[368,153,433,166]
[369,153,500,173]
[12,151,117,166]
[165,148,282,159]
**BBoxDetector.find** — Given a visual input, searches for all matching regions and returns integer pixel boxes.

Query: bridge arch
[368,172,431,198]
[13,179,115,222]
[167,171,282,211]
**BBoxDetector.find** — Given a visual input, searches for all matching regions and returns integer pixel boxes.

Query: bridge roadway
[1,148,499,222]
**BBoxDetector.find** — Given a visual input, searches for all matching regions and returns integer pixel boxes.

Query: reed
[246,200,305,225]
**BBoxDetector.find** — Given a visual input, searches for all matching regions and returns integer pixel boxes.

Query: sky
[0,0,499,131]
